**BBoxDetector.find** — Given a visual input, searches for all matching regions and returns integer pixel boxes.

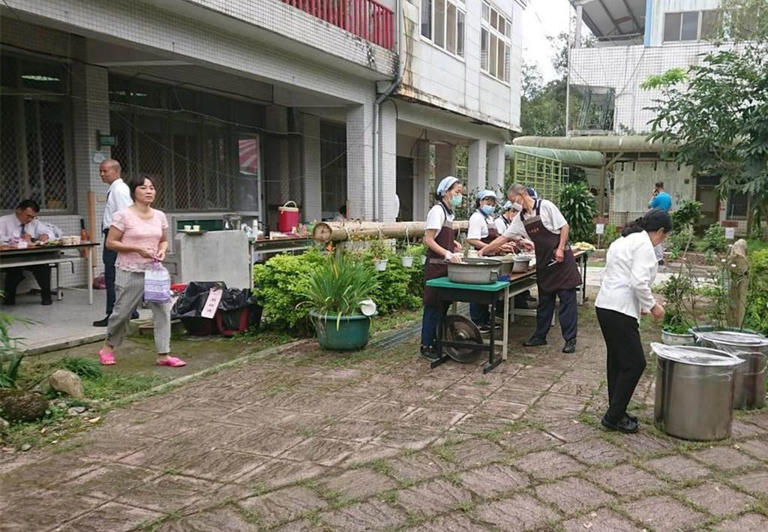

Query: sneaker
[601,414,638,434]
[419,345,440,362]
[523,336,547,347]
[93,315,110,327]
[562,338,577,354]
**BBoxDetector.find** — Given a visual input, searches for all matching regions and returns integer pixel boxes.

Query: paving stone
[395,478,472,518]
[459,464,529,498]
[544,419,600,442]
[387,452,455,483]
[513,450,585,480]
[473,400,528,419]
[157,506,261,531]
[236,458,328,490]
[742,412,768,430]
[730,419,765,439]
[317,468,396,500]
[714,513,768,532]
[401,407,468,428]
[228,428,306,457]
[681,482,755,516]
[495,428,561,454]
[730,471,768,497]
[317,419,387,443]
[239,486,327,526]
[691,446,761,471]
[114,474,222,513]
[61,463,158,500]
[373,424,442,450]
[58,502,164,532]
[535,477,614,514]
[737,438,768,461]
[452,413,519,435]
[353,402,415,422]
[0,490,103,531]
[318,500,407,530]
[448,438,507,467]
[281,437,359,466]
[178,449,268,482]
[644,455,711,482]
[406,512,478,531]
[475,494,560,531]
[561,508,644,532]
[621,495,706,531]
[2,456,100,489]
[561,438,631,466]
[585,464,668,496]
[272,519,316,532]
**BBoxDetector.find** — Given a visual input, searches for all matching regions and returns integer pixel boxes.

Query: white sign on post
[724,227,736,240]
[596,223,605,235]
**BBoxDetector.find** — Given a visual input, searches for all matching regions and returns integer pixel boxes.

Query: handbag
[144,262,172,303]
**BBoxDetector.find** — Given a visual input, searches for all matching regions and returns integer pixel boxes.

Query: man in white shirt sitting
[93,159,135,327]
[0,199,59,305]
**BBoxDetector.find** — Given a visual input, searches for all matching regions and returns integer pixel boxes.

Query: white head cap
[436,176,459,197]
[503,200,522,212]
[477,190,497,201]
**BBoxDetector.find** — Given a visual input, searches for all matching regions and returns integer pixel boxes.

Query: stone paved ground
[2,306,768,531]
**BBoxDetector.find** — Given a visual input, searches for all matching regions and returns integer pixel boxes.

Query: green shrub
[659,273,696,333]
[252,249,326,331]
[671,200,702,231]
[699,223,727,253]
[667,226,695,259]
[365,251,421,314]
[0,310,24,389]
[559,183,596,243]
[301,253,379,316]
[599,223,620,249]
[57,357,102,379]
[745,249,768,334]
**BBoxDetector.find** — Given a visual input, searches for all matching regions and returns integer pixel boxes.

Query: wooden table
[0,242,99,304]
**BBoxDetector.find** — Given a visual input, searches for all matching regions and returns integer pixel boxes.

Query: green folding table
[425,277,510,373]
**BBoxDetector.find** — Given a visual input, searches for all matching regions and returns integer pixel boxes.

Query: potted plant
[659,271,696,345]
[302,253,379,350]
[369,239,389,271]
[401,244,423,268]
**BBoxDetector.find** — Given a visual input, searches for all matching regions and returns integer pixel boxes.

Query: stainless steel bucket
[693,331,768,410]
[652,343,744,441]
[447,258,499,284]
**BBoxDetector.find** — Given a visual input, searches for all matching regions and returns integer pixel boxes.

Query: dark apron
[479,210,499,245]
[520,200,581,294]
[423,203,455,307]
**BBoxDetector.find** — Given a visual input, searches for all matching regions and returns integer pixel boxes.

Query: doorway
[396,156,414,221]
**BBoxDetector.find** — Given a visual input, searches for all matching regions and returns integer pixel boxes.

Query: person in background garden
[648,181,672,265]
[97,175,185,368]
[420,176,464,361]
[93,159,137,327]
[481,184,581,354]
[0,199,59,305]
[595,209,671,433]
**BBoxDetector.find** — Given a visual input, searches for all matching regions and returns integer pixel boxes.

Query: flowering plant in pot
[301,253,379,350]
[368,238,389,271]
[401,243,424,268]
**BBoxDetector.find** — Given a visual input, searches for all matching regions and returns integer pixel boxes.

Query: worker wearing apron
[420,176,464,361]
[467,190,500,332]
[481,183,581,353]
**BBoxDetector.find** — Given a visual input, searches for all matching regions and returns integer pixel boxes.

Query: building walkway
[1,300,767,531]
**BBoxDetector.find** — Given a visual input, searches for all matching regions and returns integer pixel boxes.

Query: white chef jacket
[425,203,455,236]
[0,213,58,243]
[595,230,658,320]
[502,199,567,240]
[467,210,492,240]
[102,178,133,232]
[495,215,512,235]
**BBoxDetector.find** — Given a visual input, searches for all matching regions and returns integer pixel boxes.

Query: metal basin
[511,255,534,273]
[447,258,499,284]
[652,343,744,441]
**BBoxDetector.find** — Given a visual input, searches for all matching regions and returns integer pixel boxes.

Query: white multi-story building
[568,0,748,229]
[0,0,525,287]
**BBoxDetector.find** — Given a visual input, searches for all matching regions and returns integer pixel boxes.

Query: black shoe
[131,310,140,320]
[562,338,576,354]
[93,315,110,327]
[41,298,53,306]
[658,260,665,266]
[625,413,638,423]
[419,345,440,362]
[523,336,547,347]
[601,415,639,434]
[478,324,492,334]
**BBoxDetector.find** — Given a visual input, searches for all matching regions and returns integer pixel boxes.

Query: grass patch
[370,309,421,335]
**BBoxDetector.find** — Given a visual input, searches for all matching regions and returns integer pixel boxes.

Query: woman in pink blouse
[98,175,185,367]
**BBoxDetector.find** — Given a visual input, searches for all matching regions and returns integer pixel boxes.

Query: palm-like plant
[301,253,379,318]
[559,183,597,243]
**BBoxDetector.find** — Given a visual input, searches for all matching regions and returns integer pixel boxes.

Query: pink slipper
[98,348,116,365]
[157,356,186,367]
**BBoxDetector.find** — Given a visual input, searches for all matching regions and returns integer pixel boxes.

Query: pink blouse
[111,207,168,272]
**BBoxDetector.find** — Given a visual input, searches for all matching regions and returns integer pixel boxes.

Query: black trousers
[596,307,646,423]
[3,264,52,303]
[533,288,577,342]
[103,231,118,315]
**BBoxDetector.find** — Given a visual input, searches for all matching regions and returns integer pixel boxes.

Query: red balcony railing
[283,0,394,50]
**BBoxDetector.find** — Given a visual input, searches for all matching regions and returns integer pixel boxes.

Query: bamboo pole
[312,220,469,243]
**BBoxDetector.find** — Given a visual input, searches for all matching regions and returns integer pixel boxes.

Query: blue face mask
[450,194,463,208]
[480,205,495,216]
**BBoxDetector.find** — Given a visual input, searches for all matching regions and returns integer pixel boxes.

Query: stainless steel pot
[694,331,768,409]
[447,258,499,284]
[511,255,533,273]
[652,343,744,441]
[486,255,513,275]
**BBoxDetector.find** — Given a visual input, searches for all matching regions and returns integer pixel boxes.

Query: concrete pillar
[346,101,374,220]
[413,140,431,221]
[379,102,397,222]
[468,139,487,195]
[487,143,506,192]
[302,114,322,222]
[435,144,456,179]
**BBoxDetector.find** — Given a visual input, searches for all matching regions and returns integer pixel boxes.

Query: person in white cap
[495,200,535,310]
[420,176,464,361]
[466,190,502,332]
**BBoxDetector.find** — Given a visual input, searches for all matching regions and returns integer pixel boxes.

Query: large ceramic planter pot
[310,311,372,351]
[662,329,696,346]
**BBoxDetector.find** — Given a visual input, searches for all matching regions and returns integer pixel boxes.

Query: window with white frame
[481,1,511,82]
[664,10,721,42]
[420,0,465,57]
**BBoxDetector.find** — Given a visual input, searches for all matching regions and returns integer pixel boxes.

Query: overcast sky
[521,0,575,81]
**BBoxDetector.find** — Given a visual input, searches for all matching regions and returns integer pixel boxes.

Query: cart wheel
[443,315,484,364]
